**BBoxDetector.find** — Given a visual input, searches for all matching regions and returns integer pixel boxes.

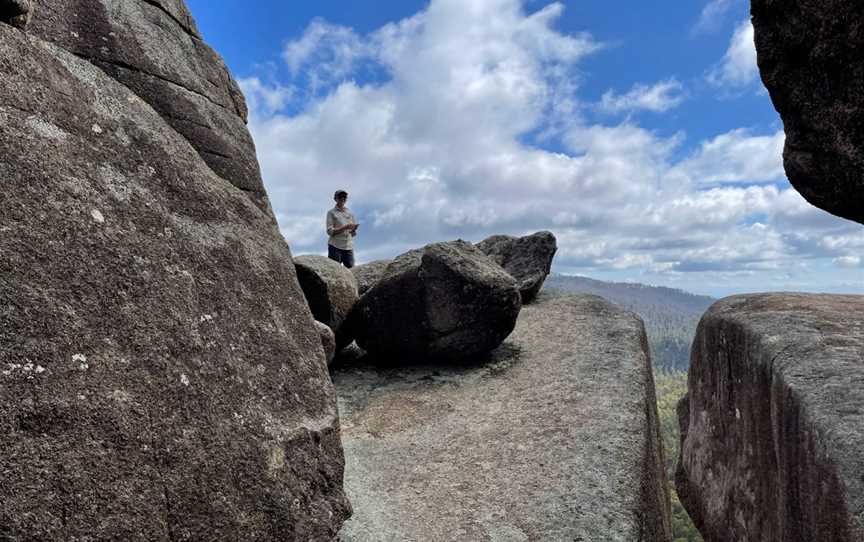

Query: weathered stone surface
[476,231,557,303]
[349,240,521,362]
[677,293,864,541]
[350,258,392,295]
[0,24,349,539]
[295,255,359,351]
[0,0,30,28]
[315,320,337,366]
[27,0,266,213]
[751,0,864,224]
[335,292,672,541]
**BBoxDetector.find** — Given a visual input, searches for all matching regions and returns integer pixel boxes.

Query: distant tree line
[544,274,715,371]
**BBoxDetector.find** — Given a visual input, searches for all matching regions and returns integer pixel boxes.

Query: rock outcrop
[349,240,521,362]
[476,231,557,303]
[0,15,349,541]
[351,258,392,295]
[751,0,864,224]
[294,255,359,350]
[677,293,864,541]
[335,292,672,541]
[25,0,268,213]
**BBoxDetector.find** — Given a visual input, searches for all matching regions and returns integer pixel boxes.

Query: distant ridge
[544,274,715,371]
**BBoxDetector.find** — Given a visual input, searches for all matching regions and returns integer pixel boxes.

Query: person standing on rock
[326,189,358,268]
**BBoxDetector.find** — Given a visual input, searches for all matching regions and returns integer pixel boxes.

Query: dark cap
[334,190,348,199]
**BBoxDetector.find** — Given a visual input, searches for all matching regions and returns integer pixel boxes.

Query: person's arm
[326,210,337,236]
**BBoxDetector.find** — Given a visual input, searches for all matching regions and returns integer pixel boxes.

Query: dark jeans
[328,244,355,268]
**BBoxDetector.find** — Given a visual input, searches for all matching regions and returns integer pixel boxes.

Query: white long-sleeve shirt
[326,206,356,250]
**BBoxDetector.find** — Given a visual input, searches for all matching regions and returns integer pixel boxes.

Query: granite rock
[0,0,30,28]
[315,320,337,366]
[752,0,864,224]
[335,292,672,541]
[677,293,864,541]
[294,255,359,351]
[0,23,349,540]
[349,240,521,362]
[350,259,392,296]
[26,0,266,213]
[476,231,557,303]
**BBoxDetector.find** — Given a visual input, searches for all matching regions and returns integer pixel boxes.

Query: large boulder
[294,255,359,350]
[349,240,521,361]
[751,0,864,224]
[0,20,349,540]
[335,292,672,540]
[476,231,557,303]
[26,0,268,214]
[350,258,392,295]
[677,293,864,541]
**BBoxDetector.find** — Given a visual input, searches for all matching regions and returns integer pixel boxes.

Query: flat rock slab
[677,293,864,542]
[334,292,671,541]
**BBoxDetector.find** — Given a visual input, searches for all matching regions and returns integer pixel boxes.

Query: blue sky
[187,0,862,297]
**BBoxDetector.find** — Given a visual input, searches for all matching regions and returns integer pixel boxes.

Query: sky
[186,0,862,298]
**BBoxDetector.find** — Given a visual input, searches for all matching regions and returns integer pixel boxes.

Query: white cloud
[281,18,375,95]
[834,256,862,268]
[674,128,785,184]
[239,78,293,115]
[707,19,759,88]
[693,0,738,34]
[598,79,686,114]
[242,0,862,295]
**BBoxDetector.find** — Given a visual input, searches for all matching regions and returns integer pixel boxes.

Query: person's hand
[351,223,359,231]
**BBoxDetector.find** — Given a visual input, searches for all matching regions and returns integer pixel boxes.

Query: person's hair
[334,190,348,200]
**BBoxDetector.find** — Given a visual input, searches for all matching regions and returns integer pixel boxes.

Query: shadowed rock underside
[751,0,864,224]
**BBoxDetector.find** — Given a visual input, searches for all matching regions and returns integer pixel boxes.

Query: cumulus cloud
[241,0,862,295]
[598,79,686,114]
[707,19,759,89]
[693,0,739,35]
[674,128,785,184]
[833,256,862,269]
[239,78,293,115]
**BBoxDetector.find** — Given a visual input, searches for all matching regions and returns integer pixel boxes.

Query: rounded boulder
[351,259,393,295]
[350,240,521,361]
[294,255,359,350]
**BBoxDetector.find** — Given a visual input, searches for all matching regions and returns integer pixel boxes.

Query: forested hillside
[544,274,715,371]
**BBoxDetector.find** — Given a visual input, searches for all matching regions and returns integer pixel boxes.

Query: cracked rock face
[677,293,864,541]
[26,0,267,213]
[349,240,521,362]
[751,0,864,224]
[0,20,349,540]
